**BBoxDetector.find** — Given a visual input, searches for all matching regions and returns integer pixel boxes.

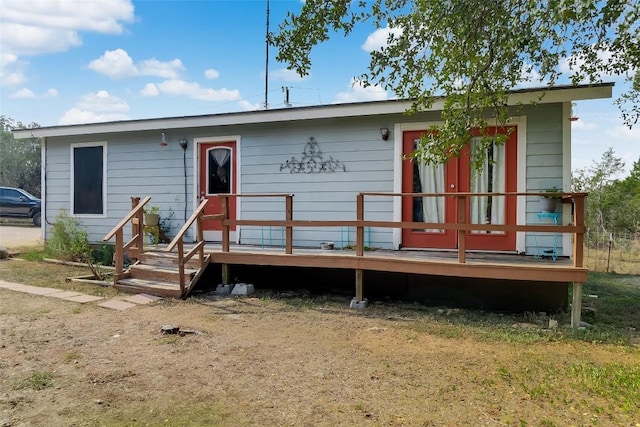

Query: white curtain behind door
[470,138,505,233]
[417,161,445,230]
[210,148,230,168]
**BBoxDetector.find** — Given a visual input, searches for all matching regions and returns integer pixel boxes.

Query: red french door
[199,142,236,238]
[401,128,517,251]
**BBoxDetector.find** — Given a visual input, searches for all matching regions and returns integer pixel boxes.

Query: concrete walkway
[0,280,161,310]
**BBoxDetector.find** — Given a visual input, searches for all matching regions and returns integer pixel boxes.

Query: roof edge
[14,82,614,139]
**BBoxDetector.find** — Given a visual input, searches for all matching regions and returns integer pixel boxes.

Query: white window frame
[70,141,107,217]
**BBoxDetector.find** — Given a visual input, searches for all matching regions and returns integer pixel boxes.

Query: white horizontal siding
[41,103,569,254]
[44,135,194,243]
[239,119,395,248]
[523,103,565,255]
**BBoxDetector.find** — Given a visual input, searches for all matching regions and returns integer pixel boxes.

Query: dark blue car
[0,187,41,226]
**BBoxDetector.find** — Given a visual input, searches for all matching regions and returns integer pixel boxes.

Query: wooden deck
[201,244,587,283]
[104,192,588,328]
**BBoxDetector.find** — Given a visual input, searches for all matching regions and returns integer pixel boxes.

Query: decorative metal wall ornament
[279,137,346,173]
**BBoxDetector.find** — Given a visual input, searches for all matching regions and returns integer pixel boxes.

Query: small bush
[45,210,109,279]
[90,243,115,267]
[45,210,91,262]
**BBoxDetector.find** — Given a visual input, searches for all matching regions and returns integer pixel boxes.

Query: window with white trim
[71,142,106,215]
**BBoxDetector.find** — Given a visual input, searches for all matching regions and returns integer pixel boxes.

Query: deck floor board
[147,243,585,283]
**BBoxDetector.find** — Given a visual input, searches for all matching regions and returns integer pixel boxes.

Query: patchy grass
[13,371,54,391]
[0,256,119,298]
[2,258,638,347]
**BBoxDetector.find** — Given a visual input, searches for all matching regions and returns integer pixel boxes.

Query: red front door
[199,142,236,238]
[402,128,517,251]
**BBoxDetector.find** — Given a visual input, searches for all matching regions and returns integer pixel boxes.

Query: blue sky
[1,0,638,175]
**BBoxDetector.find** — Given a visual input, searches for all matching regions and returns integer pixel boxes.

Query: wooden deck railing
[103,196,151,284]
[165,199,212,295]
[213,192,586,268]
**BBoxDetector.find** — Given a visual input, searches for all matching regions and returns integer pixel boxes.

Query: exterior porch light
[380,127,390,141]
[160,132,168,146]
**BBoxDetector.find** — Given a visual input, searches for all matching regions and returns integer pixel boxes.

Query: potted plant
[539,186,561,213]
[144,205,160,226]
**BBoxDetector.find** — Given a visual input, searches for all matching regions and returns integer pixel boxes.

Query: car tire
[33,212,41,227]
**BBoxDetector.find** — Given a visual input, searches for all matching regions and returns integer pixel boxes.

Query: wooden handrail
[202,192,586,270]
[103,196,151,241]
[166,199,208,252]
[361,191,587,198]
[217,218,582,233]
[163,198,209,296]
[102,195,152,286]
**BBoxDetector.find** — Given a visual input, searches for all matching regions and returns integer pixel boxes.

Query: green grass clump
[13,371,54,390]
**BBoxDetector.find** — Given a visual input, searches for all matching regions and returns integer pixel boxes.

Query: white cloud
[155,79,241,102]
[59,90,130,124]
[0,0,134,86]
[361,26,403,52]
[88,49,137,79]
[0,0,134,56]
[138,58,184,79]
[59,108,130,125]
[9,87,59,99]
[10,88,35,99]
[140,83,160,97]
[334,78,389,103]
[237,100,263,111]
[88,49,184,79]
[205,69,220,80]
[270,68,307,82]
[0,53,26,86]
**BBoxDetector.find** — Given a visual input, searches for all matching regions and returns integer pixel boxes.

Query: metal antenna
[282,86,291,107]
[264,0,270,110]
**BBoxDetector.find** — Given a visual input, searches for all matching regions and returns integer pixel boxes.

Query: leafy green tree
[610,159,640,232]
[572,148,640,234]
[274,0,639,165]
[0,116,41,196]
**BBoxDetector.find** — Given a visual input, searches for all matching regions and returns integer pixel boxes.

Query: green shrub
[45,210,91,262]
[90,243,115,267]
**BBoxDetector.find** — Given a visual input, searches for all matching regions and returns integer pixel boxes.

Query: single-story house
[14,83,612,320]
[16,83,610,251]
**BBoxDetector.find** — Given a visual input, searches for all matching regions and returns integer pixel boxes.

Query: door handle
[450,184,455,189]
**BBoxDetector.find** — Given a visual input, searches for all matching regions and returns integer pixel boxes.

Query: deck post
[196,214,204,265]
[457,195,466,263]
[221,196,230,252]
[285,195,293,254]
[350,268,368,309]
[573,194,585,268]
[356,194,364,257]
[114,228,123,284]
[135,201,145,259]
[571,282,583,329]
[221,264,230,285]
[130,197,140,259]
[177,240,185,295]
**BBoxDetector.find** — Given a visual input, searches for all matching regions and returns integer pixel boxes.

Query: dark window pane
[207,148,231,194]
[74,146,103,214]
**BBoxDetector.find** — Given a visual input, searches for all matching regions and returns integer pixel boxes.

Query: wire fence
[583,230,640,275]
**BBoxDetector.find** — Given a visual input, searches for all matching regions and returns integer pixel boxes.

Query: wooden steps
[116,277,183,299]
[114,251,210,299]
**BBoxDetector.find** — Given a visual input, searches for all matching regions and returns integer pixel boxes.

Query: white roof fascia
[14,83,613,139]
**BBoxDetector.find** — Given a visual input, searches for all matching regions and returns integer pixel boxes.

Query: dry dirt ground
[1,279,639,426]
[0,225,42,251]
